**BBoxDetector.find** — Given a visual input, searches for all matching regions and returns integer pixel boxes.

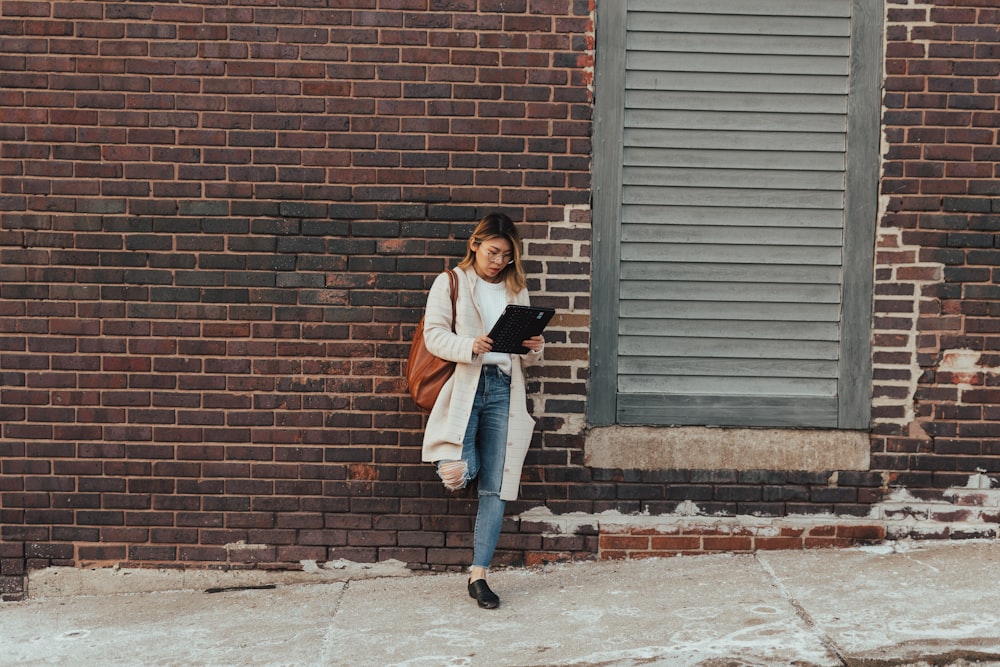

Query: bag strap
[447,269,458,333]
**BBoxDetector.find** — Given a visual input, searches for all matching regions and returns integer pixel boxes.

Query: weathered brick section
[587,480,1000,560]
[875,476,1000,539]
[876,1,1000,499]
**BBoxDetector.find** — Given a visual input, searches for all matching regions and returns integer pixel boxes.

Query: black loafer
[468,578,500,609]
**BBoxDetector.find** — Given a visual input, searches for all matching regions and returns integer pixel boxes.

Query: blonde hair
[457,212,526,293]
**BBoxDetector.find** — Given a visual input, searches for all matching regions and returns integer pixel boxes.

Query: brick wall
[0,0,595,600]
[874,1,1000,498]
[4,0,1000,603]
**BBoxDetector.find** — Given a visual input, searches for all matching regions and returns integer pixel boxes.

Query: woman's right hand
[472,335,493,356]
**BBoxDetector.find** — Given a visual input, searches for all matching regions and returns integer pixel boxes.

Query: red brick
[702,537,753,552]
[835,525,887,541]
[599,535,650,551]
[649,536,701,551]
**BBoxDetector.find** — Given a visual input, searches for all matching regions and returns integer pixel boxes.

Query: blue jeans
[439,366,510,570]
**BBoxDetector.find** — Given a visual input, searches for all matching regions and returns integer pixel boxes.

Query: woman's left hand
[521,335,544,353]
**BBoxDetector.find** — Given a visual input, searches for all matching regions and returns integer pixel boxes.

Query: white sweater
[420,266,542,500]
[477,277,512,374]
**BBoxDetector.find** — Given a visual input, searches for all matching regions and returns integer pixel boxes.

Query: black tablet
[487,305,555,354]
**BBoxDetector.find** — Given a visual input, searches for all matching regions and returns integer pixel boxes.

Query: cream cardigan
[420,266,542,501]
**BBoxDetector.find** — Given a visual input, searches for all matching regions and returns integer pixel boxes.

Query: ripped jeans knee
[437,459,469,492]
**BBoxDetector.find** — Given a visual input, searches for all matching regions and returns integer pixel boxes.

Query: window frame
[589,0,883,430]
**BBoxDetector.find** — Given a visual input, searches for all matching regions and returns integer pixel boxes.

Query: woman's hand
[521,335,544,353]
[472,335,494,356]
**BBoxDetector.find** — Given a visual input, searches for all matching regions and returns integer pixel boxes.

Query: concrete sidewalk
[4,540,1000,666]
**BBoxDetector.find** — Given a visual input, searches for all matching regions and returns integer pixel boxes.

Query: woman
[420,212,544,609]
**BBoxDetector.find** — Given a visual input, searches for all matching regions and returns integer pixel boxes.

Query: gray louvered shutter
[592,0,879,428]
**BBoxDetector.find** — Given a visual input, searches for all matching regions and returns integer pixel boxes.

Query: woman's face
[472,235,513,283]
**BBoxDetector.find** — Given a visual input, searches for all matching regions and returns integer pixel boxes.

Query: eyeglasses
[484,248,514,265]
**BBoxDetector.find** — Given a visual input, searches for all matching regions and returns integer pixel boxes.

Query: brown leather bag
[406,269,458,412]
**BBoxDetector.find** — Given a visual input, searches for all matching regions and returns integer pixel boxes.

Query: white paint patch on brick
[518,505,602,537]
[963,471,994,490]
[518,505,853,540]
[532,203,592,434]
[520,473,1000,541]
[872,226,944,429]
[938,348,984,381]
[222,540,269,551]
[873,3,940,433]
[868,472,1000,534]
[938,349,999,396]
[559,412,587,435]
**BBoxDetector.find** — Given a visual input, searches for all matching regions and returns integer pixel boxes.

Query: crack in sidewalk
[320,580,350,666]
[756,552,849,667]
